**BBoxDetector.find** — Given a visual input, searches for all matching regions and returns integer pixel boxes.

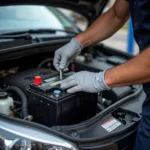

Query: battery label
[101,118,121,132]
[44,77,58,83]
[50,80,62,86]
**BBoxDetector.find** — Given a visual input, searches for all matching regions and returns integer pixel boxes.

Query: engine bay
[0,46,142,129]
[3,68,98,126]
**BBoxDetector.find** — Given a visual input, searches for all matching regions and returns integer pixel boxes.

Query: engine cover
[3,68,58,94]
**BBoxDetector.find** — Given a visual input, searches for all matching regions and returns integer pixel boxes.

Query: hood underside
[0,0,109,24]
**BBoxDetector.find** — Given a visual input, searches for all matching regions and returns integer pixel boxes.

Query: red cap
[33,76,42,86]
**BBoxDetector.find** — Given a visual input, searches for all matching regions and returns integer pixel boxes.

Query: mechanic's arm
[105,47,150,87]
[53,0,129,71]
[76,0,129,47]
[61,48,150,93]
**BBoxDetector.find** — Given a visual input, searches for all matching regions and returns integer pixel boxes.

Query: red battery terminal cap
[33,76,43,85]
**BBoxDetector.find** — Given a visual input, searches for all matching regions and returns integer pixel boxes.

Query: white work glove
[53,38,83,71]
[61,71,110,93]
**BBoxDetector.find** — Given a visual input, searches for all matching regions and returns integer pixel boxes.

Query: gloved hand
[53,38,83,71]
[61,71,110,93]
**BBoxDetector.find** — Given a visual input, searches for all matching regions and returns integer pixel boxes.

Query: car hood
[0,0,109,24]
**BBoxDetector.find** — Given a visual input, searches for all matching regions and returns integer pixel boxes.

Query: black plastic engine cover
[3,68,58,95]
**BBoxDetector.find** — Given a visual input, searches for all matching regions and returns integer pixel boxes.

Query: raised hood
[0,0,109,24]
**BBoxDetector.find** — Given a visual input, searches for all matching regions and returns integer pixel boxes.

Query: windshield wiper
[0,28,78,39]
[0,33,32,39]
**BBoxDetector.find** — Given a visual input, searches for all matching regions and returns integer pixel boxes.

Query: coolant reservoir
[0,92,14,116]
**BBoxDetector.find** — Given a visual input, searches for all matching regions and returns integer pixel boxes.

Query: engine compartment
[3,68,98,126]
[0,45,141,129]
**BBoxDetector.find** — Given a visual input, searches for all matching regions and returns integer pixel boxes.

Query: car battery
[27,73,98,127]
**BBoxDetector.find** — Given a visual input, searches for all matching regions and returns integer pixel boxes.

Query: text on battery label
[101,118,121,132]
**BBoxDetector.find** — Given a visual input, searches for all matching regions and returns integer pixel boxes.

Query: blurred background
[59,0,139,55]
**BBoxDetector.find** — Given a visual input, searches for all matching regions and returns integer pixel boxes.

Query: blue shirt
[129,0,150,51]
[129,0,150,98]
[128,1,150,149]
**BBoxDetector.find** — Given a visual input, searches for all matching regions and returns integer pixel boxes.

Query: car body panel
[0,0,109,24]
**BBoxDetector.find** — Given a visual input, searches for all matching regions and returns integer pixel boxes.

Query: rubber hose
[3,86,28,118]
[97,103,105,111]
[38,58,53,68]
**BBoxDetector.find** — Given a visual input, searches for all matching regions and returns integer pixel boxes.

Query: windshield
[0,5,74,32]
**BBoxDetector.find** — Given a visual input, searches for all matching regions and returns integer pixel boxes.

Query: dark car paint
[0,0,109,24]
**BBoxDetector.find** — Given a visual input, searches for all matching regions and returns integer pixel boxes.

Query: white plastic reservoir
[0,92,14,116]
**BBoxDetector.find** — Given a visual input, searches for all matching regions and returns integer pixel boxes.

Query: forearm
[105,48,150,88]
[76,2,129,48]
